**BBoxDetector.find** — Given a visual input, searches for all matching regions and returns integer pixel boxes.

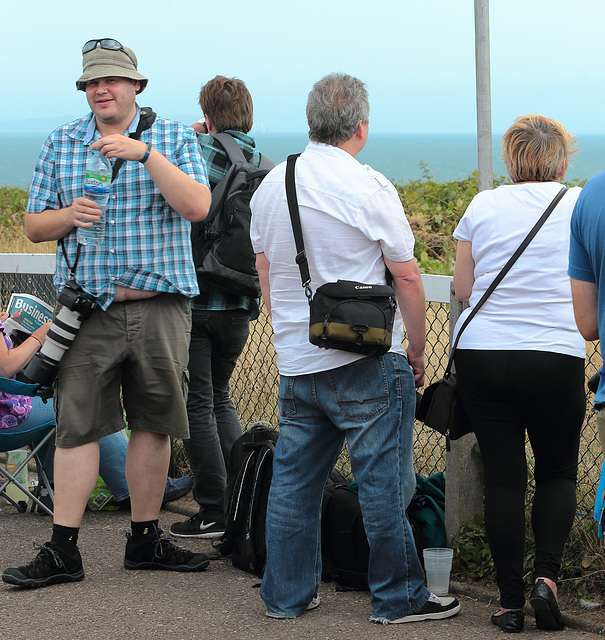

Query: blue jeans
[261,353,429,621]
[97,431,130,501]
[185,308,250,520]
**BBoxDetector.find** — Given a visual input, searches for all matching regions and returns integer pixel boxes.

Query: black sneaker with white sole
[124,528,209,572]
[2,541,84,588]
[170,512,226,539]
[387,593,461,624]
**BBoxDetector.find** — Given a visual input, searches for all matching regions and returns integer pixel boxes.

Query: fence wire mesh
[1,272,602,520]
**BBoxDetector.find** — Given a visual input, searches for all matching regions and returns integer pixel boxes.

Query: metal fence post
[444,282,484,541]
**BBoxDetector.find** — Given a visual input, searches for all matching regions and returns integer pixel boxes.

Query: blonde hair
[501,114,576,183]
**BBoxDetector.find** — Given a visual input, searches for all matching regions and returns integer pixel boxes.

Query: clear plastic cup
[423,547,454,596]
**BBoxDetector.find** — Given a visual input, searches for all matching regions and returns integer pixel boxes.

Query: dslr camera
[24,280,97,388]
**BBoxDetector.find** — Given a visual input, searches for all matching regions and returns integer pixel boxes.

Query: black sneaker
[170,512,226,539]
[2,541,84,588]
[124,528,210,572]
[387,593,461,623]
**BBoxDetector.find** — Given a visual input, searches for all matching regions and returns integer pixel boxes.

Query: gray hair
[306,73,370,146]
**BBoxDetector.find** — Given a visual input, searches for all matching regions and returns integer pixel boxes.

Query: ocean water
[2,131,605,189]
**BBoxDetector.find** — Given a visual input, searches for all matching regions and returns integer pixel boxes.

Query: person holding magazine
[0,311,52,430]
[452,114,585,633]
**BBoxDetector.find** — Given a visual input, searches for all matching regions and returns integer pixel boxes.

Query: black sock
[51,524,79,553]
[131,519,159,543]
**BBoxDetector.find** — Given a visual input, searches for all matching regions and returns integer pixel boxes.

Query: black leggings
[455,350,585,609]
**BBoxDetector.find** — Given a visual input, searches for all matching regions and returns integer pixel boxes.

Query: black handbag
[416,186,568,440]
[285,154,397,356]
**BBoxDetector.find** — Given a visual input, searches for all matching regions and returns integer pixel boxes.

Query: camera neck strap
[59,107,158,279]
[110,107,156,182]
[446,185,568,375]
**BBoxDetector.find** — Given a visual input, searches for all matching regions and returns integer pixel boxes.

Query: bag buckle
[351,324,369,345]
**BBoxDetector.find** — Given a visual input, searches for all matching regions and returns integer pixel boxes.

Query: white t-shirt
[250,141,416,376]
[453,181,585,358]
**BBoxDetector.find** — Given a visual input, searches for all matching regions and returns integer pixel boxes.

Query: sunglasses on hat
[82,39,136,65]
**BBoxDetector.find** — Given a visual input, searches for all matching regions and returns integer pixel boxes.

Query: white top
[250,141,416,376]
[453,181,585,358]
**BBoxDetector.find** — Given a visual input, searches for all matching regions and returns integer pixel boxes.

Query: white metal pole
[445,1,493,538]
[474,0,493,192]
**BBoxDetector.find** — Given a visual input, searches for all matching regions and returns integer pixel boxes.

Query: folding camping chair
[0,377,55,517]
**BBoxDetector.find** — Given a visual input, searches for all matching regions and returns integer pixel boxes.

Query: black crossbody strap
[111,107,157,182]
[446,185,568,374]
[285,154,310,288]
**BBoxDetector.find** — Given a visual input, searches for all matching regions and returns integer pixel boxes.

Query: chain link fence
[0,260,602,522]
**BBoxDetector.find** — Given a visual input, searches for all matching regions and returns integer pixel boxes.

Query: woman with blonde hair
[453,114,585,632]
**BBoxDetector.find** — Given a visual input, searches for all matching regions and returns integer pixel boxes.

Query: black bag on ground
[219,423,279,575]
[321,479,370,590]
[191,132,274,298]
[321,474,441,590]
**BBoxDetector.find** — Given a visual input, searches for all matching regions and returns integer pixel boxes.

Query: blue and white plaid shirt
[27,108,209,310]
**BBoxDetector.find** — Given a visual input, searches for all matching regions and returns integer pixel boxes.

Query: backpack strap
[257,153,275,171]
[211,132,248,165]
[211,132,274,172]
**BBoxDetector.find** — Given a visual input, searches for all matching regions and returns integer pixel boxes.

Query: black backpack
[321,479,370,590]
[191,133,274,298]
[219,423,279,575]
[320,475,433,590]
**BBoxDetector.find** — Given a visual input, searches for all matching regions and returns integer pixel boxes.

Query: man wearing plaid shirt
[170,76,262,539]
[2,39,212,589]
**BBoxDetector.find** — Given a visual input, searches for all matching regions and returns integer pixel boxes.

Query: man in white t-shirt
[250,73,460,625]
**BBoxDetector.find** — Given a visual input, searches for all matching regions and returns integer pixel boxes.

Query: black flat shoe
[530,579,564,630]
[491,609,524,633]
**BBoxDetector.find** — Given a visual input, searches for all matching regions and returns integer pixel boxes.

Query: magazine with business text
[3,293,53,339]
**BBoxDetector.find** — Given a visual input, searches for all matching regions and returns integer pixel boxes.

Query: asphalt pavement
[1,496,603,640]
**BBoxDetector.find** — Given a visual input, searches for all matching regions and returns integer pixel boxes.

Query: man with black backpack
[171,76,272,539]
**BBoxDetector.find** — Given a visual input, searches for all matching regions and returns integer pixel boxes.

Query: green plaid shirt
[192,130,260,312]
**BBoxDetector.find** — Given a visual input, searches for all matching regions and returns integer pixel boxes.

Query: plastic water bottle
[78,151,112,246]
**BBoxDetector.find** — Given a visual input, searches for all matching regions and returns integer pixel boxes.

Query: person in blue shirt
[2,39,211,589]
[568,172,605,548]
[569,173,605,455]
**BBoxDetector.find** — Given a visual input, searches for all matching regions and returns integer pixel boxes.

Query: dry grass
[0,234,55,254]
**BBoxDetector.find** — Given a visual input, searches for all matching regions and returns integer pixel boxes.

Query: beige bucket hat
[76,39,148,93]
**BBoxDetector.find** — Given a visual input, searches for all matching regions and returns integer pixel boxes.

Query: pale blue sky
[1,0,602,134]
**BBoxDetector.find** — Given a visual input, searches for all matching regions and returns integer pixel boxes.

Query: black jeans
[455,349,585,609]
[185,308,251,521]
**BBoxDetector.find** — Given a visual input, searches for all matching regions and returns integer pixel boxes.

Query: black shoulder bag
[285,153,397,356]
[416,186,568,442]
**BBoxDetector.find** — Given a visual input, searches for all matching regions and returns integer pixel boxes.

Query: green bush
[395,163,509,274]
[0,186,28,232]
[0,170,589,270]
